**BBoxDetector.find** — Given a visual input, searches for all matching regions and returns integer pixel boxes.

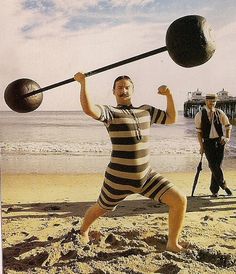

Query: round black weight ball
[4,78,43,113]
[166,15,216,68]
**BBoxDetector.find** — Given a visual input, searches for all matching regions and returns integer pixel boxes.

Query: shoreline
[1,153,236,175]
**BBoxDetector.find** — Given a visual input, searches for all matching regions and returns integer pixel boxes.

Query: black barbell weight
[4,15,215,113]
[4,78,43,113]
[166,15,215,67]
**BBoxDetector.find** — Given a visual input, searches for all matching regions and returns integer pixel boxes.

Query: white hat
[205,93,217,100]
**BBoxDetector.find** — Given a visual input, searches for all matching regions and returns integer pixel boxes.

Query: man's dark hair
[113,75,134,90]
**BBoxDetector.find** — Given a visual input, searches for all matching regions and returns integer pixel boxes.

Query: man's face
[205,99,217,110]
[113,79,134,104]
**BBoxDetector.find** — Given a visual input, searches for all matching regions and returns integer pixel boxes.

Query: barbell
[4,15,215,113]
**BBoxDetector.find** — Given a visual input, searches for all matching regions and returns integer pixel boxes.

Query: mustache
[119,93,130,98]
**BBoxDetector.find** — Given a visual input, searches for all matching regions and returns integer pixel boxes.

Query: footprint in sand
[21,232,29,237]
[105,233,119,246]
[202,215,214,221]
[157,262,182,273]
[187,248,236,268]
[44,205,61,211]
[6,206,23,213]
[60,250,77,260]
[17,251,49,268]
[218,217,229,223]
[24,236,39,242]
[220,244,235,250]
[222,232,236,240]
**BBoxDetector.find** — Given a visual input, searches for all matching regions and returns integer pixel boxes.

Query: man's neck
[116,100,132,106]
[206,106,215,112]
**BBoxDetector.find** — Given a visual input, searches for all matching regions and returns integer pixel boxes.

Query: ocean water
[0,111,235,174]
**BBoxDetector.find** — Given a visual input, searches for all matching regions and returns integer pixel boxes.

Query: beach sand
[1,171,236,274]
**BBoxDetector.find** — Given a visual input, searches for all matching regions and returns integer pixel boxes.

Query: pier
[183,89,236,119]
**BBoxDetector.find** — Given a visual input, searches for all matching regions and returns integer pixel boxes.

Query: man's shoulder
[138,104,151,109]
[97,104,116,110]
[196,107,207,115]
[215,108,225,115]
[194,111,201,120]
[195,109,204,116]
[138,104,162,111]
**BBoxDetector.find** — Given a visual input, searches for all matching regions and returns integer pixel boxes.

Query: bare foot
[166,241,190,253]
[79,230,90,244]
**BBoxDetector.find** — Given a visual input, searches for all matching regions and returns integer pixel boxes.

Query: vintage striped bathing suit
[96,104,174,210]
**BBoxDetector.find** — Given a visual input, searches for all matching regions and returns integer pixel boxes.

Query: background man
[195,94,232,197]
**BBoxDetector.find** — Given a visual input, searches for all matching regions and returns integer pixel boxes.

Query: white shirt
[194,106,232,139]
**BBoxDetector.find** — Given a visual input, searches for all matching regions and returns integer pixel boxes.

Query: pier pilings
[184,99,236,119]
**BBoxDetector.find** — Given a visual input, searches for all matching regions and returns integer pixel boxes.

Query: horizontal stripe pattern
[151,108,166,124]
[112,142,149,151]
[109,121,150,132]
[111,116,151,124]
[139,105,166,125]
[108,162,149,173]
[110,155,150,166]
[111,148,148,159]
[105,170,149,187]
[103,178,142,193]
[97,171,173,210]
[106,166,151,180]
[96,104,169,210]
[110,136,149,145]
[109,128,150,138]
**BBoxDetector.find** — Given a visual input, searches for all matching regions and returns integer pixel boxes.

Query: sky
[1,0,236,111]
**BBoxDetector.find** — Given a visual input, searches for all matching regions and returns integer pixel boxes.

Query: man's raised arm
[158,85,177,124]
[74,72,101,119]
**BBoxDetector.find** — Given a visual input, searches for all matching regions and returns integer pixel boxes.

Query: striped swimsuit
[96,104,174,210]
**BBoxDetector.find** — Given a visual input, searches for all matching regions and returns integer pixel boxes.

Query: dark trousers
[203,138,226,193]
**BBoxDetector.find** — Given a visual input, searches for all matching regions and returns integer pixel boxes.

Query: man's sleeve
[194,112,202,133]
[95,104,113,126]
[142,105,167,125]
[219,110,232,130]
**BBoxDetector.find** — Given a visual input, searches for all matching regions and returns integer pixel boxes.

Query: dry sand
[1,171,236,274]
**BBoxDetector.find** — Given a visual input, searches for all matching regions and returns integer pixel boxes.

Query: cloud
[16,0,165,39]
[110,0,155,7]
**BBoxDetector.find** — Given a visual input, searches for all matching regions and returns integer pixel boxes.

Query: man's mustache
[119,93,130,98]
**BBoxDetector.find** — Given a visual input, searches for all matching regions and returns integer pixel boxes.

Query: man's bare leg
[79,202,108,243]
[160,187,187,252]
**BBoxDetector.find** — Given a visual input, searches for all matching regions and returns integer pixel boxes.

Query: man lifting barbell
[74,72,188,252]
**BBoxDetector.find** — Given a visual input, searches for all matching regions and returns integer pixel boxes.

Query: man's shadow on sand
[2,195,236,220]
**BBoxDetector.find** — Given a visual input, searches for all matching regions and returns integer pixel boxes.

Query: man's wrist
[166,92,173,97]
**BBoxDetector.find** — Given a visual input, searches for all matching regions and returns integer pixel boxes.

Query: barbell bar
[4,15,216,113]
[25,46,168,97]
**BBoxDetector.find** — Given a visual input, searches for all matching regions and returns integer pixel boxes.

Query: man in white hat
[194,93,232,197]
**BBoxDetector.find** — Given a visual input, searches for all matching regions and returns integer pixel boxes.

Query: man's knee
[173,191,187,210]
[88,202,108,217]
[161,187,187,209]
[179,193,187,209]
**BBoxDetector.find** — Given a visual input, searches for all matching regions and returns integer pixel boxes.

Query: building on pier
[183,89,236,119]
